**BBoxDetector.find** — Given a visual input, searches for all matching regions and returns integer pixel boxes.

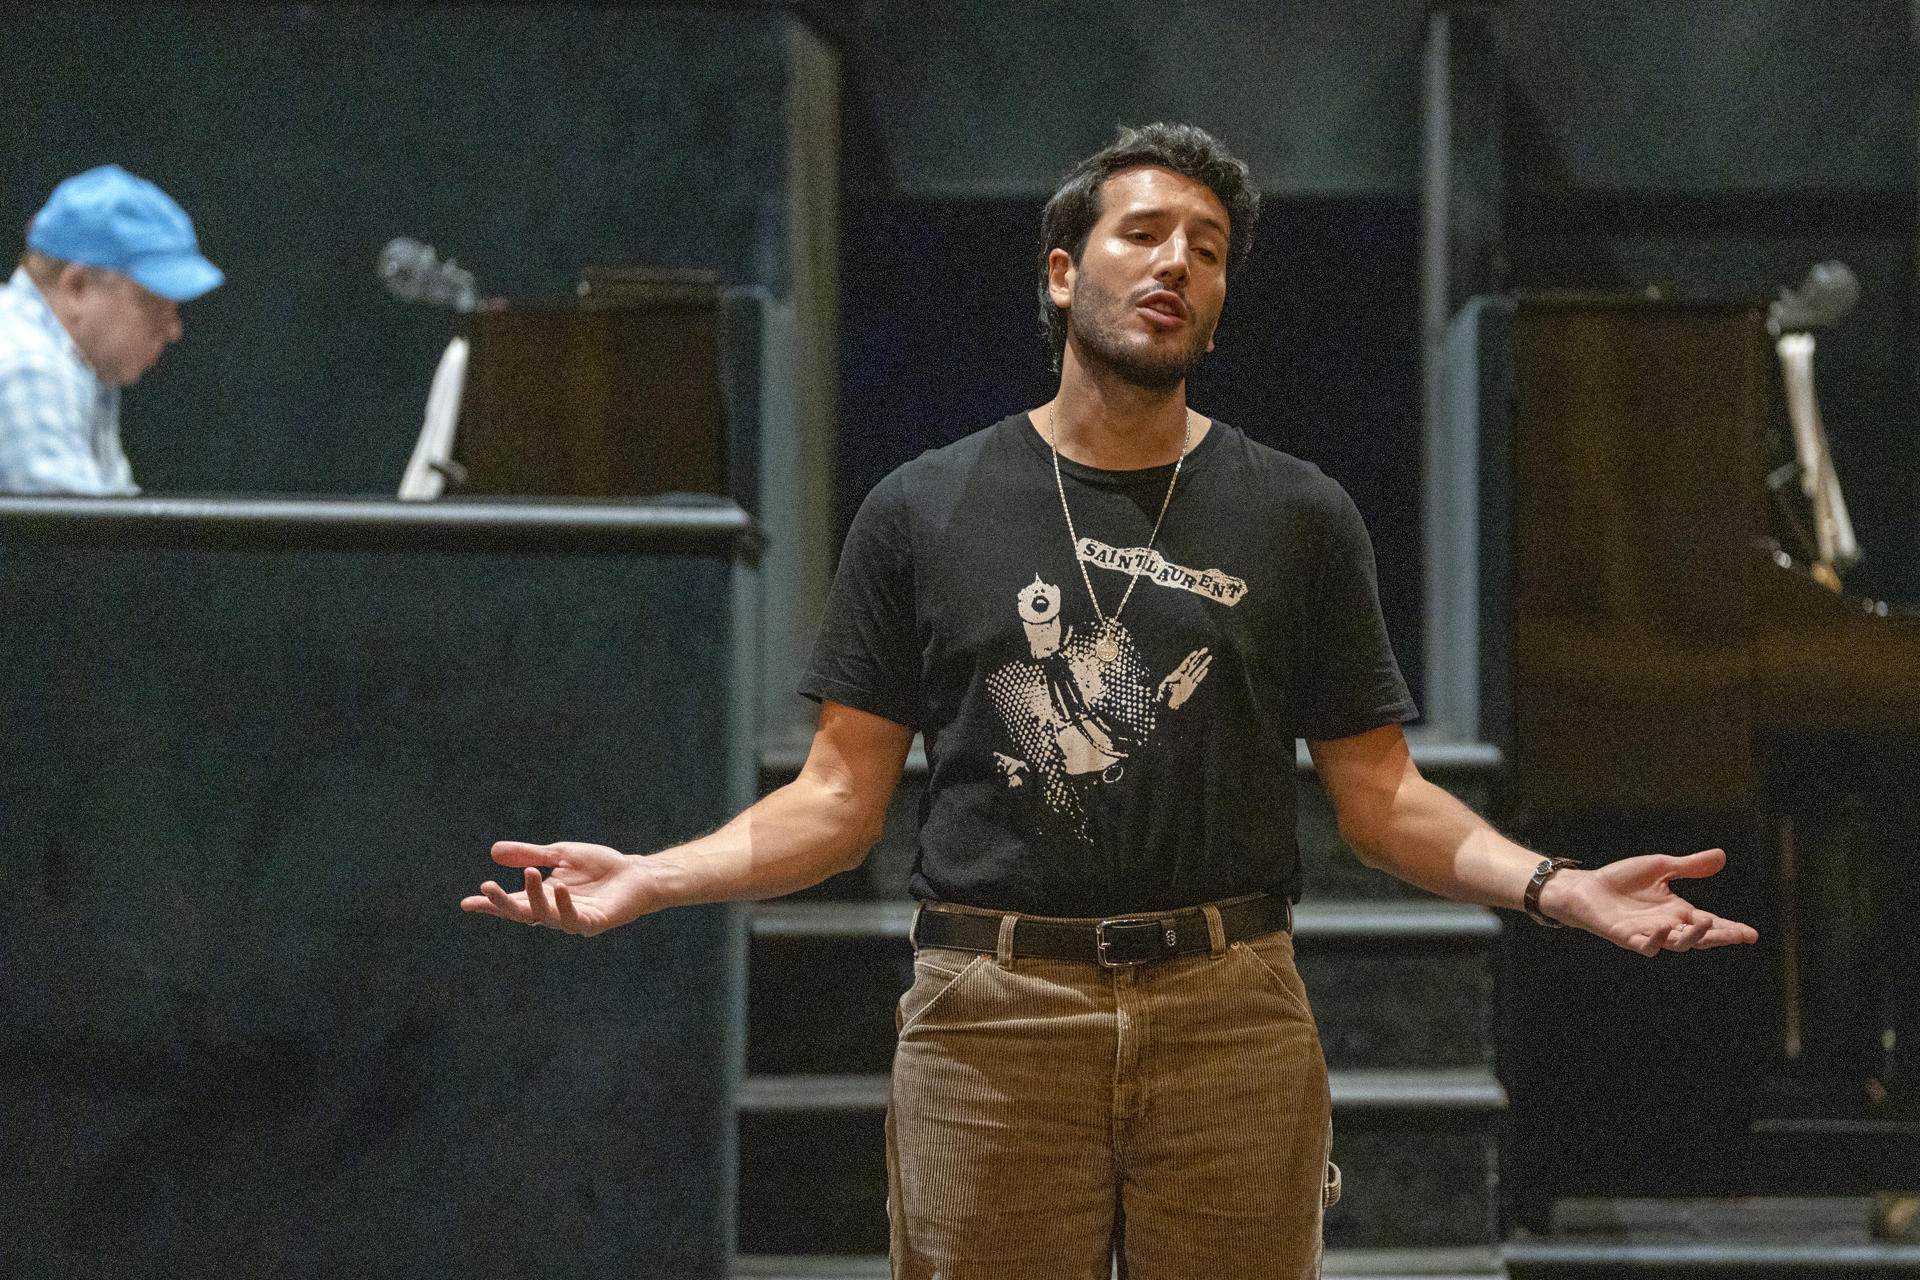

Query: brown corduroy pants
[887,903,1333,1280]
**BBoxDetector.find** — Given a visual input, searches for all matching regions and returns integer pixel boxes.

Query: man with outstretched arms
[464,123,1757,1279]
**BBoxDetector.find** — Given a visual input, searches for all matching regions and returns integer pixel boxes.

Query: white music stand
[1775,332,1859,571]
[398,336,469,500]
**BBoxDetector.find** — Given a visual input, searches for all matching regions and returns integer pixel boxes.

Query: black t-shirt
[801,412,1415,916]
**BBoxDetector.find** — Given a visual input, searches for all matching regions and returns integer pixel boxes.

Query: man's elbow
[818,804,883,874]
[1336,814,1394,871]
[813,776,887,874]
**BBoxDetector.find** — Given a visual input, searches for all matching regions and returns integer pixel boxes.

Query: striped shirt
[0,267,137,494]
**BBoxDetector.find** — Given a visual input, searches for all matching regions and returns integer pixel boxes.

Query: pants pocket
[896,948,985,1035]
[1232,930,1316,1023]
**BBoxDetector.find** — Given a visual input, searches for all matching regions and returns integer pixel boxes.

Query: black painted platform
[0,496,754,1280]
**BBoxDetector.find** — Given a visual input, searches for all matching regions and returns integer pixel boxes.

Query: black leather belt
[912,894,1292,968]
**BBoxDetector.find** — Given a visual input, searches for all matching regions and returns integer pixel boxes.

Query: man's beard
[1066,276,1214,391]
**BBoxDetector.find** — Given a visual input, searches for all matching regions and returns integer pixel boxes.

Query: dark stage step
[738,1066,1508,1113]
[1748,1075,1920,1195]
[1505,1197,1920,1278]
[735,1245,1511,1279]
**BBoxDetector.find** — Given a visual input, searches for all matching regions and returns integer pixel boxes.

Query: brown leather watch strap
[1524,857,1582,928]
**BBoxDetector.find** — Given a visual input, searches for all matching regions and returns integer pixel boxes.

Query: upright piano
[1481,293,1920,1214]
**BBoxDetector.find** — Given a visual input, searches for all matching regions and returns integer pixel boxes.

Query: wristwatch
[1523,857,1582,928]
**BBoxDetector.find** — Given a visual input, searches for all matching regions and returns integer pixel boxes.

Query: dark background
[4,1,1912,672]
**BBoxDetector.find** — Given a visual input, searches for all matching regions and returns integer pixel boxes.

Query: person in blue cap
[0,164,223,493]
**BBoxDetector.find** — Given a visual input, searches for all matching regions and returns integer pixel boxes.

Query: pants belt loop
[908,902,924,950]
[995,912,1018,970]
[1201,902,1228,959]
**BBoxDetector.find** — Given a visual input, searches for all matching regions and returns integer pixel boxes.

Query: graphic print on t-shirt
[1072,537,1249,606]
[983,566,1234,841]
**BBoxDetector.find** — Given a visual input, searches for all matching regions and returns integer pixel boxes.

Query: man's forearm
[632,769,887,911]
[1310,726,1753,953]
[1338,773,1545,914]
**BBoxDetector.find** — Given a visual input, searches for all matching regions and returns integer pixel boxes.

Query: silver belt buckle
[1095,916,1165,968]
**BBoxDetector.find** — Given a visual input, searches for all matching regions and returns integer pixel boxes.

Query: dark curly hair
[1037,122,1261,371]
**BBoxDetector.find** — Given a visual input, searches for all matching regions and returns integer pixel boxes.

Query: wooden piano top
[1751,555,1920,737]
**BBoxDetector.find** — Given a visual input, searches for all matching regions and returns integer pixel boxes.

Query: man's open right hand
[460,841,657,936]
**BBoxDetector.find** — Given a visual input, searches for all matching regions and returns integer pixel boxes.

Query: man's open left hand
[1545,848,1759,956]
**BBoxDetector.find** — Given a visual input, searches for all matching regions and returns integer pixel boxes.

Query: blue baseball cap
[26,164,224,302]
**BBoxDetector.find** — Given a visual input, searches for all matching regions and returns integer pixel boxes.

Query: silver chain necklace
[1046,403,1192,664]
